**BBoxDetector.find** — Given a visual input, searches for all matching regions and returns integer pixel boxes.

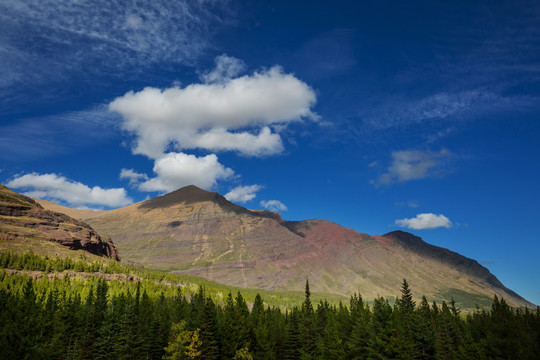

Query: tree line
[0,254,539,359]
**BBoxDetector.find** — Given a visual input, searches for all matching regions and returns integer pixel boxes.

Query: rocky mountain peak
[138,185,220,209]
[137,185,258,218]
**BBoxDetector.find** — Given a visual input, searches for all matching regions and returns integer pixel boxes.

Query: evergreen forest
[0,251,539,360]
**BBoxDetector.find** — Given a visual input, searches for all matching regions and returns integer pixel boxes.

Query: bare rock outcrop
[0,185,120,260]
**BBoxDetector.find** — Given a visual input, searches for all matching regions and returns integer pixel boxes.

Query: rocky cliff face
[0,185,120,260]
[38,185,533,308]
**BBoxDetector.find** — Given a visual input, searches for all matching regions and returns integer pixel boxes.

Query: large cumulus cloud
[109,60,317,159]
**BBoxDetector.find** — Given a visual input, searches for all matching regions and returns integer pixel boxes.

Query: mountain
[0,185,119,260]
[36,185,533,308]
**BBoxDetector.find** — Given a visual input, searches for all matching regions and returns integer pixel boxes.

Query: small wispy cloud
[119,168,149,186]
[395,213,452,230]
[201,54,246,84]
[225,185,262,203]
[373,149,452,186]
[362,89,501,131]
[260,200,288,212]
[395,201,419,208]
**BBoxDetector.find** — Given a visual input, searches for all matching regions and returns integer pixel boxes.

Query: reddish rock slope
[0,185,119,260]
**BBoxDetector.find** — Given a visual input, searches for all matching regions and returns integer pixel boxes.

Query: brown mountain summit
[37,185,533,308]
[0,185,119,260]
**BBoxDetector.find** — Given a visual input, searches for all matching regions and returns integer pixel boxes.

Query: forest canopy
[0,251,539,359]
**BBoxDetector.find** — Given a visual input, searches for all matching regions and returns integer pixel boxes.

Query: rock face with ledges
[0,185,120,260]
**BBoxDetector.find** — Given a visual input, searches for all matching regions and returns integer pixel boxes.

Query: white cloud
[137,152,234,193]
[375,149,451,185]
[119,168,148,185]
[260,200,288,212]
[224,185,262,203]
[201,54,246,83]
[395,213,452,230]
[6,173,132,208]
[109,64,317,158]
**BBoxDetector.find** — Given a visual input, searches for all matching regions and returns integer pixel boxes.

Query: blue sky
[1,0,539,305]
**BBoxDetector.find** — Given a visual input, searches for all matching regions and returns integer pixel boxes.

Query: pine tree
[300,279,317,359]
[485,296,521,359]
[285,309,301,360]
[18,277,40,358]
[220,292,238,359]
[199,296,219,360]
[367,296,401,359]
[335,300,352,344]
[147,292,171,360]
[250,294,273,360]
[268,306,286,360]
[347,294,370,360]
[318,311,346,360]
[171,287,188,323]
[316,300,330,339]
[399,279,416,312]
[0,280,18,359]
[393,279,419,359]
[235,291,252,350]
[95,291,122,360]
[415,296,435,360]
[434,301,461,360]
[138,289,155,359]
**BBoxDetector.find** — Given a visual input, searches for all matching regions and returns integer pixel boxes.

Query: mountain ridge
[33,185,534,308]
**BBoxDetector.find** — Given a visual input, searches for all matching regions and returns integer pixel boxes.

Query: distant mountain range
[30,185,533,308]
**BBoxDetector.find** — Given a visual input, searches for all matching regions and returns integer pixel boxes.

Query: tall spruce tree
[347,294,370,360]
[415,296,436,360]
[300,279,317,359]
[399,279,416,312]
[285,309,301,360]
[199,296,219,360]
[220,292,238,359]
[250,294,273,360]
